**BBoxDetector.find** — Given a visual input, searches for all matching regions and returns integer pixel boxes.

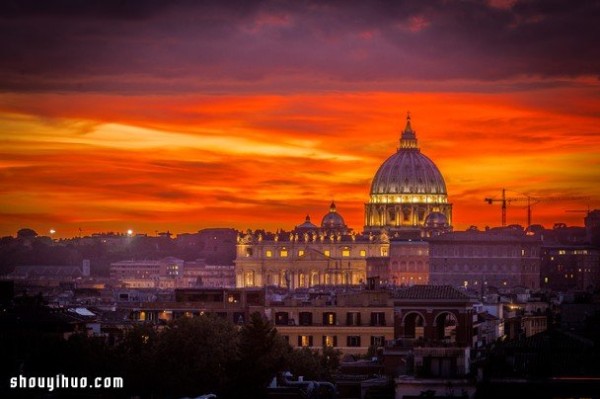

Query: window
[299,312,313,326]
[342,248,351,257]
[323,312,336,326]
[244,271,255,287]
[275,312,289,326]
[323,335,337,347]
[370,312,386,326]
[380,247,388,257]
[347,336,361,347]
[265,250,272,257]
[370,336,385,347]
[346,312,361,326]
[360,249,366,257]
[299,273,306,287]
[324,250,330,257]
[280,249,288,257]
[298,249,305,256]
[245,248,253,257]
[298,335,313,347]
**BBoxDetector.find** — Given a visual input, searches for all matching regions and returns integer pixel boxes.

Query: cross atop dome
[399,112,419,150]
[405,111,413,132]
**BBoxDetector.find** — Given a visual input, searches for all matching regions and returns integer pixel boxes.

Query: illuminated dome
[364,114,452,233]
[321,201,347,231]
[370,139,447,196]
[425,212,448,228]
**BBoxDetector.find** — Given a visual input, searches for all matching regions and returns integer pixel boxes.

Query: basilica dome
[370,116,446,197]
[364,114,452,233]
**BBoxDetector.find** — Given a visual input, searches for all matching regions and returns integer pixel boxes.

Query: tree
[152,315,239,398]
[232,312,289,398]
[285,346,341,381]
[117,324,159,398]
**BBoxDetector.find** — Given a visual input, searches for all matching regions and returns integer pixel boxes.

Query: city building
[540,244,600,292]
[390,285,478,398]
[235,116,452,290]
[267,289,395,356]
[125,288,264,325]
[110,257,185,288]
[428,227,542,290]
[175,228,237,265]
[3,261,90,287]
[234,211,391,289]
[110,257,235,289]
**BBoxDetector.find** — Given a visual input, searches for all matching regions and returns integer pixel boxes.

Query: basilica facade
[235,115,452,289]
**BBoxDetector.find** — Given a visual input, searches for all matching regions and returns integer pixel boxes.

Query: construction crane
[485,189,588,227]
[484,189,530,227]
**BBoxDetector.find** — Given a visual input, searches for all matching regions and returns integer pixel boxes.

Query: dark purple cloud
[0,0,598,93]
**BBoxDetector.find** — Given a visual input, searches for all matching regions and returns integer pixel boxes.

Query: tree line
[1,304,340,399]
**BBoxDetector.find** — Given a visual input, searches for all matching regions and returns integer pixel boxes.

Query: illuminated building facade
[235,219,390,289]
[364,115,452,235]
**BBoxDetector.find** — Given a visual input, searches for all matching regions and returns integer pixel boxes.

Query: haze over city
[1,0,599,238]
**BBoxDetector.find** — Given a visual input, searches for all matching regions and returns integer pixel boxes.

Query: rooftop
[394,285,473,300]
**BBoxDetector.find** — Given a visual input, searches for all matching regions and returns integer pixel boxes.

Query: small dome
[321,202,347,230]
[425,212,448,228]
[296,214,318,231]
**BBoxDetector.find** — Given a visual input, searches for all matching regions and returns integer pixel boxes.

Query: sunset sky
[1,0,599,238]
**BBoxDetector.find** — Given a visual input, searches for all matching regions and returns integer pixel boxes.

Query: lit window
[280,249,288,257]
[323,312,336,325]
[342,249,350,257]
[380,247,388,256]
[323,335,336,347]
[298,249,304,256]
[324,250,330,257]
[299,335,312,347]
[360,250,366,257]
[266,250,272,257]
